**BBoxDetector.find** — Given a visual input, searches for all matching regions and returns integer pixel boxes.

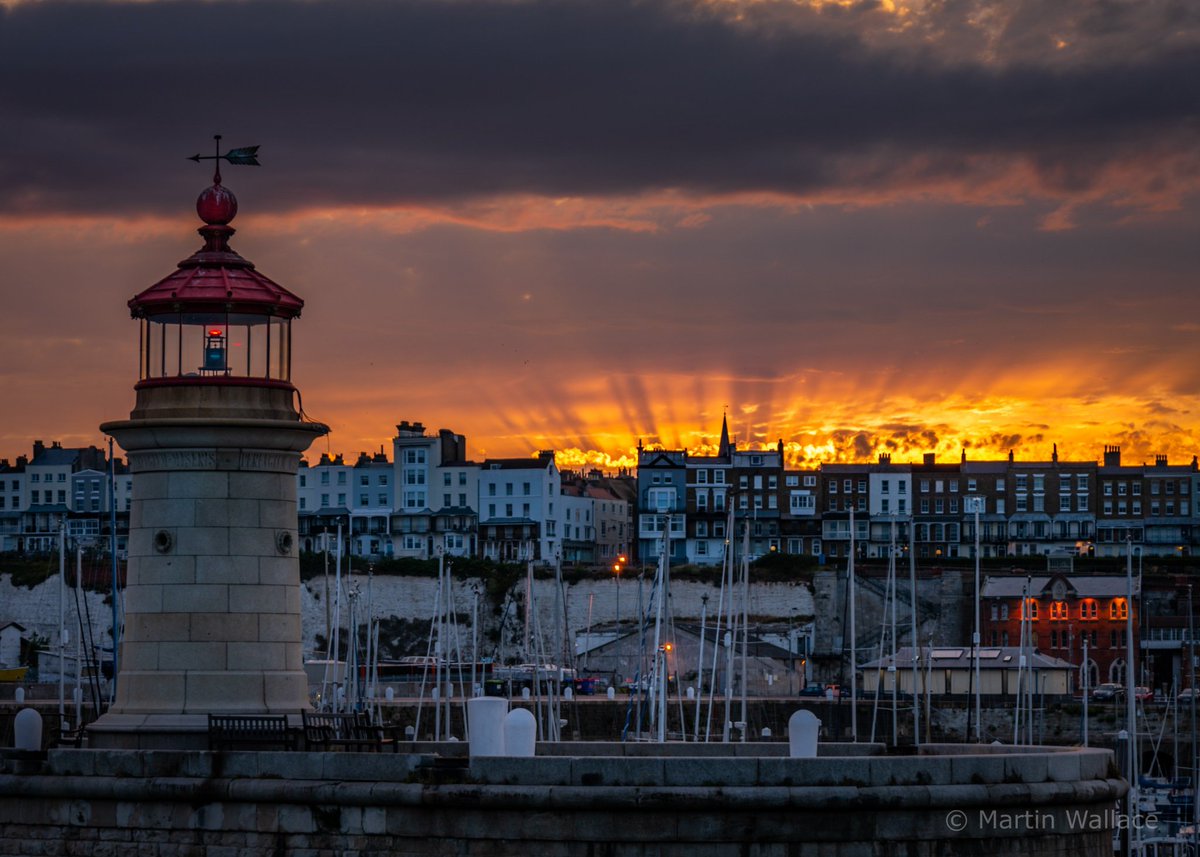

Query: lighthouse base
[92,397,326,749]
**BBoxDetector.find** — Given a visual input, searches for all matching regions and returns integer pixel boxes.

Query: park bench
[207,714,297,751]
[301,710,396,752]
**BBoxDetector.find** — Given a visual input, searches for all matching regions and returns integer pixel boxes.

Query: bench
[302,710,395,752]
[207,714,297,751]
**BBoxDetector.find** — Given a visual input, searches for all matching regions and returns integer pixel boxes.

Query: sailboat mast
[75,546,83,729]
[889,519,898,744]
[333,522,343,708]
[909,518,920,748]
[58,523,66,729]
[972,499,982,743]
[694,593,707,742]
[1014,576,1027,744]
[722,506,736,742]
[323,533,331,660]
[524,554,532,659]
[705,506,732,742]
[1188,584,1198,843]
[739,513,750,741]
[1082,634,1089,747]
[649,535,666,742]
[848,507,857,742]
[1125,537,1138,835]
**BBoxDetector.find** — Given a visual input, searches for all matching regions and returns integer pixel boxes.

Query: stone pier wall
[0,744,1121,857]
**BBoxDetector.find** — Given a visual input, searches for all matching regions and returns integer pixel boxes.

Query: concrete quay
[0,742,1122,857]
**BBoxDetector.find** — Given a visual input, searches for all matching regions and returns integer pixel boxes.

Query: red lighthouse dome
[127,173,303,390]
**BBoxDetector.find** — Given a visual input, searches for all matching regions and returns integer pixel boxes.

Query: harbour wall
[0,743,1121,857]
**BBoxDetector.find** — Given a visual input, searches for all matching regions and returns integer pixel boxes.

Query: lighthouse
[89,151,328,748]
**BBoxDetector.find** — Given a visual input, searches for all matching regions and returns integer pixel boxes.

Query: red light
[208,329,223,336]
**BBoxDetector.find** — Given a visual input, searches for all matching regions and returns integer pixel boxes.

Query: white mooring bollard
[503,708,537,757]
[467,696,509,757]
[788,709,820,758]
[14,708,43,751]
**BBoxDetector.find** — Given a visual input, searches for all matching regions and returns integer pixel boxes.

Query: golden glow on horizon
[306,384,1200,473]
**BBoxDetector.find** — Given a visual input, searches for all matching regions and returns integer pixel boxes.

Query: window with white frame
[648,487,675,512]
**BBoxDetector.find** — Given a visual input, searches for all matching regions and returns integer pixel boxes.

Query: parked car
[797,683,827,698]
[1134,686,1154,702]
[1178,688,1200,704]
[1092,683,1125,701]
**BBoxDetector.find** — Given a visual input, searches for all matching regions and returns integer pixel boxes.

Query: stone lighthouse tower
[89,155,328,748]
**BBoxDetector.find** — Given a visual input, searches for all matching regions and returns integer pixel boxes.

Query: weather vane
[187,134,260,184]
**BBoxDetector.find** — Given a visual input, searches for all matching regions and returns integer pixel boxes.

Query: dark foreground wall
[0,744,1122,857]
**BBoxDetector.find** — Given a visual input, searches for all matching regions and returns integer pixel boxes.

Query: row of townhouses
[295,420,635,563]
[0,441,133,553]
[3,419,1199,567]
[637,420,1200,566]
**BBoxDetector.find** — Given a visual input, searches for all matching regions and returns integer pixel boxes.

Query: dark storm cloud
[1,0,1197,216]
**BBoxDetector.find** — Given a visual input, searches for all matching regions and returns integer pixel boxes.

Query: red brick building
[980,573,1139,690]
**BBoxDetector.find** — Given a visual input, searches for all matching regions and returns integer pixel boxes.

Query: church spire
[719,409,731,458]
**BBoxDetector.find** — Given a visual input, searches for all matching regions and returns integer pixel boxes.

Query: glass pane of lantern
[223,313,267,378]
[181,313,228,377]
[140,319,155,379]
[160,318,181,378]
[270,317,289,380]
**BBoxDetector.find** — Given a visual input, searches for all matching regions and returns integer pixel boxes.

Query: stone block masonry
[86,403,325,749]
[0,745,1122,857]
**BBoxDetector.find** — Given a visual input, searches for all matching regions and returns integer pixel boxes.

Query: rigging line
[703,539,729,743]
[869,558,894,745]
[620,568,662,741]
[72,566,102,718]
[447,565,473,741]
[662,573,687,741]
[446,566,472,741]
[413,570,443,741]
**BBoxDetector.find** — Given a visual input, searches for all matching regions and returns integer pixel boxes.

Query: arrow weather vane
[187,134,260,183]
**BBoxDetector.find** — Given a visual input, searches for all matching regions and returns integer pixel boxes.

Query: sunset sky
[2,0,1199,471]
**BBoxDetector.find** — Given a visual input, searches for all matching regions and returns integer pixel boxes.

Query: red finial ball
[196,183,238,225]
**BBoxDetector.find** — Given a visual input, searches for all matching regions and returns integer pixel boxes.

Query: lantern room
[130,177,302,388]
